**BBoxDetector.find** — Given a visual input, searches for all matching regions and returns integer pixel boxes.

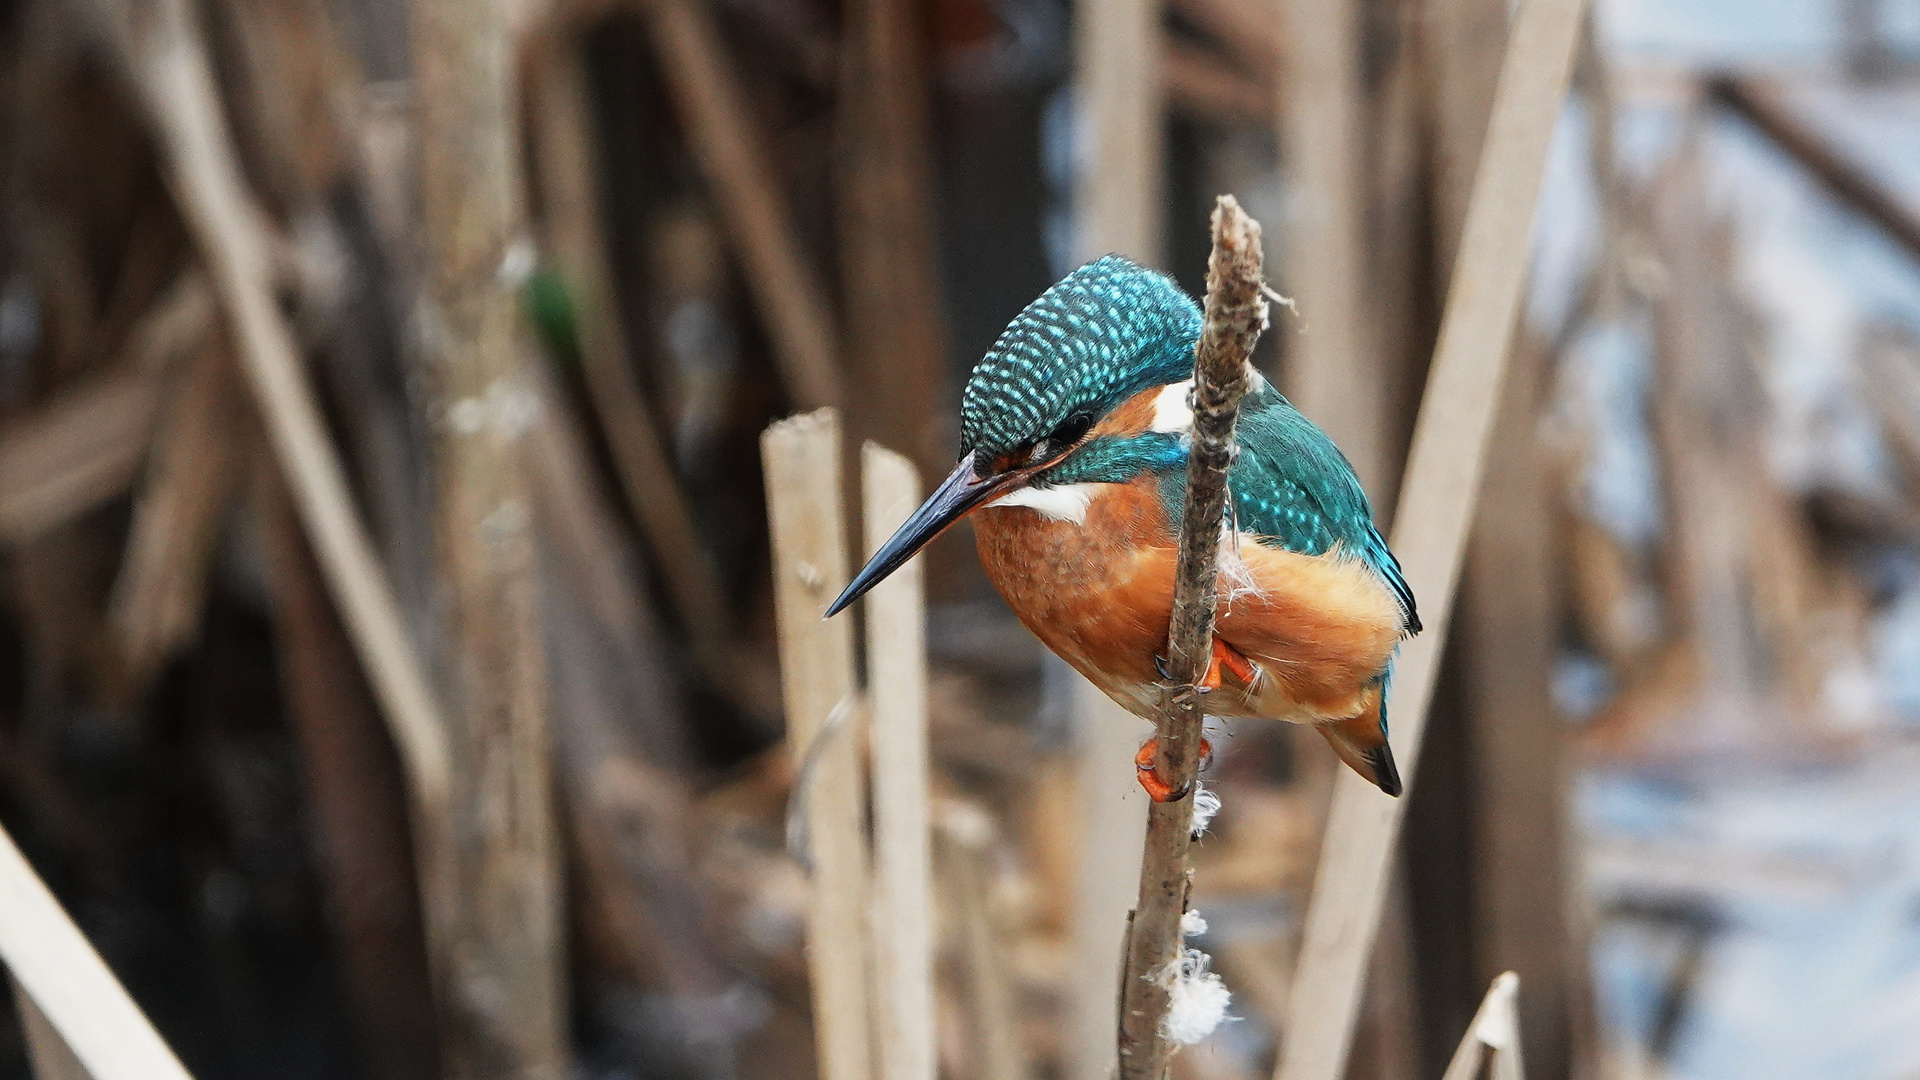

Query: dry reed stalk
[1711,77,1920,265]
[527,40,740,684]
[11,978,90,1080]
[861,444,937,1080]
[639,0,845,412]
[104,328,243,699]
[414,0,567,1064]
[1427,0,1513,277]
[1461,330,1577,1071]
[0,267,212,543]
[763,409,873,1080]
[0,823,194,1080]
[1116,195,1266,1080]
[0,367,162,543]
[1280,0,1380,490]
[1274,0,1588,1077]
[1441,973,1526,1080]
[1070,0,1162,265]
[66,0,459,1005]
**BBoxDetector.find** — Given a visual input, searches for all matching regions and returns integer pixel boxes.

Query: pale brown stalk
[1116,195,1266,1080]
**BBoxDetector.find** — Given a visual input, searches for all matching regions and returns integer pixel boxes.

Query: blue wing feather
[1220,383,1421,636]
[1044,379,1421,636]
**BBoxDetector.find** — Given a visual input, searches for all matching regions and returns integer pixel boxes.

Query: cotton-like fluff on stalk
[1189,783,1222,839]
[1153,947,1232,1045]
[1216,520,1264,610]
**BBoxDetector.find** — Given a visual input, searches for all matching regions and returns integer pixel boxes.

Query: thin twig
[104,326,243,700]
[1710,76,1920,266]
[1116,195,1266,1080]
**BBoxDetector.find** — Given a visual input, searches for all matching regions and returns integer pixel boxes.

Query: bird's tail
[1316,679,1402,797]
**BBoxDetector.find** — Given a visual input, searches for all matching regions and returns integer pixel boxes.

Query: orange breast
[972,476,1403,725]
[973,476,1175,716]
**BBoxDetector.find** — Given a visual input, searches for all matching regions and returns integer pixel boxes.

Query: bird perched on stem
[828,256,1419,798]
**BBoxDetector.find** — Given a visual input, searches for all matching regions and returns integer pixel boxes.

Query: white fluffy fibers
[1153,948,1232,1045]
[1189,784,1222,838]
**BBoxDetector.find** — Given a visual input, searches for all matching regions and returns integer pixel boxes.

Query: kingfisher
[825,256,1419,799]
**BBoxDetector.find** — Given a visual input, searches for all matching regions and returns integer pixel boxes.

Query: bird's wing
[1222,385,1421,636]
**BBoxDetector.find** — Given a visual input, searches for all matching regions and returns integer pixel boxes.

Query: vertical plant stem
[1280,0,1380,492]
[836,0,948,483]
[762,409,873,1080]
[861,444,937,1080]
[1116,196,1266,1080]
[1275,0,1589,1076]
[640,0,845,412]
[414,0,565,1070]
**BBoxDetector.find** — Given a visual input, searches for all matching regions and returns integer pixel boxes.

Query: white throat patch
[1152,380,1195,432]
[984,483,1098,524]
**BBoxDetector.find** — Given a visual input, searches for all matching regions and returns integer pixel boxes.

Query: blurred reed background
[0,0,1916,1078]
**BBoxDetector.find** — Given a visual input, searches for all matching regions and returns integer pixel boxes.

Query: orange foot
[1163,638,1259,693]
[1135,736,1215,802]
[1204,637,1258,692]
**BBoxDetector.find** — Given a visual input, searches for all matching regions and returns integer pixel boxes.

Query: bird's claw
[1134,736,1214,803]
[1154,651,1216,694]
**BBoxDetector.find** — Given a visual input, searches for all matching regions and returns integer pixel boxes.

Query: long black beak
[826,451,1011,617]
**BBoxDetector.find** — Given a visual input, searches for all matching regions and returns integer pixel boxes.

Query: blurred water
[1540,4,1920,1076]
[1583,752,1920,1079]
[1599,0,1846,65]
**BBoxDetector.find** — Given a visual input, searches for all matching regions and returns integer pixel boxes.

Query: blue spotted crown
[960,256,1203,457]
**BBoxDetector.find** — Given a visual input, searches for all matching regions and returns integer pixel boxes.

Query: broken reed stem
[1440,973,1526,1080]
[861,444,938,1080]
[1116,195,1266,1080]
[0,822,194,1080]
[762,410,874,1080]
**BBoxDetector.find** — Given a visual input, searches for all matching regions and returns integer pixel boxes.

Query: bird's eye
[1029,413,1094,464]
